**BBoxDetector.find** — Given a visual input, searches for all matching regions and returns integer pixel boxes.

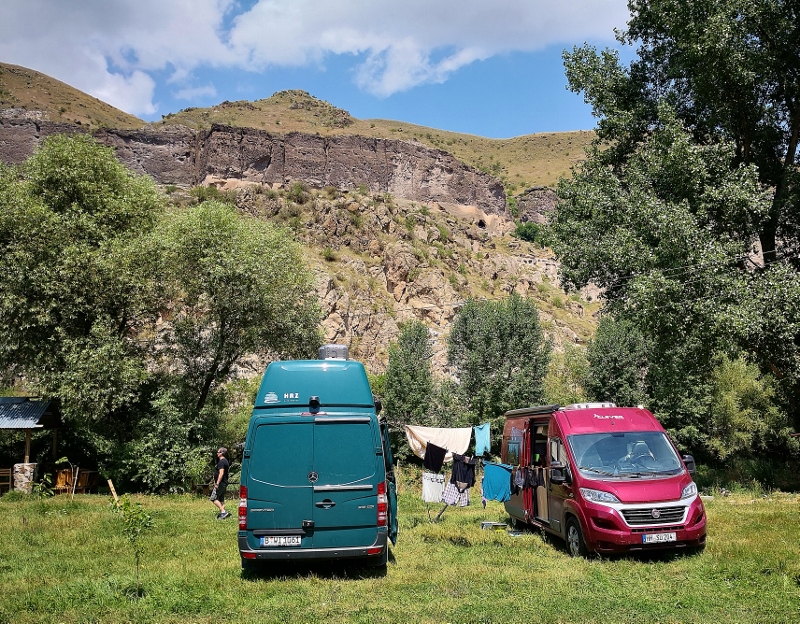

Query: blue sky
[1,0,633,139]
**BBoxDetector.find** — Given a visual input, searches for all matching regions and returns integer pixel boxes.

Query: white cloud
[1,0,629,114]
[1,0,237,115]
[173,85,218,101]
[230,0,630,96]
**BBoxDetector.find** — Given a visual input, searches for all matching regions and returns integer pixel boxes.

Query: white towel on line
[404,425,472,463]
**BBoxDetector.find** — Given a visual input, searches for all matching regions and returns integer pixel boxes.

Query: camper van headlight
[681,482,698,499]
[580,488,621,505]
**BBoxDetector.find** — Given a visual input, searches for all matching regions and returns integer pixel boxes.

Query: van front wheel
[566,518,588,557]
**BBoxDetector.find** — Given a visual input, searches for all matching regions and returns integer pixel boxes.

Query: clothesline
[403,422,491,465]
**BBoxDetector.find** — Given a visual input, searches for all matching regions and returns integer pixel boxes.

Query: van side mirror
[682,455,696,475]
[550,460,568,485]
[373,396,382,414]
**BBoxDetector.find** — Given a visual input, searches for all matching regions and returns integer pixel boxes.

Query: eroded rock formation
[1,116,506,214]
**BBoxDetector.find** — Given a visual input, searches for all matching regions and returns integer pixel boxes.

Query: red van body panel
[502,404,706,555]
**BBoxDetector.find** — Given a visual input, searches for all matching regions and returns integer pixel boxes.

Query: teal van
[238,345,398,569]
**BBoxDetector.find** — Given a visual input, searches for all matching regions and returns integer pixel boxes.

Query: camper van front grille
[622,506,686,526]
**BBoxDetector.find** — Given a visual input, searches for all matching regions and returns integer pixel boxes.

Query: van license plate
[642,532,676,544]
[261,536,301,547]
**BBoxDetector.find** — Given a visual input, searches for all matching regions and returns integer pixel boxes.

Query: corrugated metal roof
[0,397,52,429]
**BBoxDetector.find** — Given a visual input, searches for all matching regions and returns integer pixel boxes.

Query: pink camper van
[502,403,706,556]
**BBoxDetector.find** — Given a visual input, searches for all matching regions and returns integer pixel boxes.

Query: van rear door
[380,419,398,545]
[247,420,314,532]
[311,416,382,548]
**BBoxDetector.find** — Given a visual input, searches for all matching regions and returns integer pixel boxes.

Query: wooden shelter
[0,397,61,463]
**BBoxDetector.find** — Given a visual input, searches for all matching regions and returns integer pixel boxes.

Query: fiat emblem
[308,471,319,483]
[651,508,661,519]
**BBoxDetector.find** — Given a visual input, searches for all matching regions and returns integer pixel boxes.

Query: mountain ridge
[0,61,599,375]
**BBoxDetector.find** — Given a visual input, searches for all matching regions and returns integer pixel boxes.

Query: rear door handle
[315,499,336,509]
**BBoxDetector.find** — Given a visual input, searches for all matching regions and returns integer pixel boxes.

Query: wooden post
[24,429,31,464]
[107,479,119,502]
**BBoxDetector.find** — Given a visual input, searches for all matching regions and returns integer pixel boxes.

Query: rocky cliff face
[1,116,506,214]
[228,182,598,375]
[1,111,598,376]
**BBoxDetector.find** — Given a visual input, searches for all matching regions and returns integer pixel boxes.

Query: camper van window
[549,438,564,463]
[568,431,683,478]
[507,441,520,466]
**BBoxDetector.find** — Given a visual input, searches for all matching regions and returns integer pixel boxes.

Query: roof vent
[562,402,616,410]
[318,344,348,360]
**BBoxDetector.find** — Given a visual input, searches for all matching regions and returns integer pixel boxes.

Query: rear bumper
[239,530,387,562]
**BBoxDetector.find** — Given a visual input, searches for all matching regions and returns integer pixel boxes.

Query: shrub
[286,181,310,204]
[514,222,551,247]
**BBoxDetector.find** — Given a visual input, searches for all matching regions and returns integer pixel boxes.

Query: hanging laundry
[441,481,470,507]
[473,422,491,455]
[514,466,525,489]
[423,442,447,473]
[525,466,544,488]
[450,453,477,489]
[404,425,472,462]
[482,462,513,503]
[422,472,445,503]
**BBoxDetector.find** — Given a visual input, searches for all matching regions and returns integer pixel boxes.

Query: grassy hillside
[0,62,144,130]
[0,64,593,188]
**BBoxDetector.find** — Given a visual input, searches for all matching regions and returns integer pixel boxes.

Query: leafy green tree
[706,354,787,463]
[556,1,800,460]
[384,320,433,425]
[584,316,649,408]
[151,201,322,419]
[0,134,162,428]
[383,320,434,462]
[565,0,800,262]
[119,387,210,493]
[447,294,551,447]
[543,343,589,407]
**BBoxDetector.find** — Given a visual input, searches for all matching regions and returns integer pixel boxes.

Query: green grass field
[1,476,799,624]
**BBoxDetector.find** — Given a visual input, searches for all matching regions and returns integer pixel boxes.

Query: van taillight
[377,481,388,527]
[239,485,247,530]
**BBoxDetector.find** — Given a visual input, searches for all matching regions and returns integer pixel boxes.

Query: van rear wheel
[365,547,389,568]
[566,518,588,558]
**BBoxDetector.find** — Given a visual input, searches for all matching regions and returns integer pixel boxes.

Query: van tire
[566,518,588,558]
[241,558,261,574]
[365,547,389,568]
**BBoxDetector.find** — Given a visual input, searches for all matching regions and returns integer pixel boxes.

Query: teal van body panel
[239,350,397,568]
[254,360,375,409]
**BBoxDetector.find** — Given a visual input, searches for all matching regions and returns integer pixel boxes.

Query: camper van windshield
[568,431,683,478]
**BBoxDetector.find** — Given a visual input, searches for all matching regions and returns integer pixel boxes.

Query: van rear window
[314,422,376,484]
[251,422,313,485]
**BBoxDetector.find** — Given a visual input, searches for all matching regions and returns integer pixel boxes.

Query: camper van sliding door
[532,423,549,523]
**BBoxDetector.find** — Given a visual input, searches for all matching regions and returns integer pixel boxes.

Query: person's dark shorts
[216,483,228,504]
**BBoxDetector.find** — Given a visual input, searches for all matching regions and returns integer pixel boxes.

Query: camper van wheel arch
[566,517,588,558]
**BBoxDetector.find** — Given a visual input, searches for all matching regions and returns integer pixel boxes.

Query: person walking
[211,447,230,519]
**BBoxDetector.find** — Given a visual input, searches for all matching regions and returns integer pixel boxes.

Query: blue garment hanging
[482,461,513,503]
[473,422,491,455]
